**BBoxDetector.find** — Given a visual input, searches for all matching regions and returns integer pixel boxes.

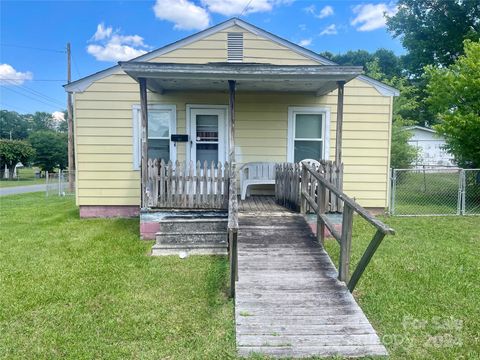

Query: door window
[196,114,219,164]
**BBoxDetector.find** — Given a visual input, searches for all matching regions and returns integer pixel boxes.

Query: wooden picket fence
[275,160,344,213]
[275,163,302,211]
[146,159,231,209]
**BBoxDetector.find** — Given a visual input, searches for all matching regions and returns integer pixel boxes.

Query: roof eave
[64,17,399,96]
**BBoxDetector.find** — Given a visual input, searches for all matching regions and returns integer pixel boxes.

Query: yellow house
[65,18,398,224]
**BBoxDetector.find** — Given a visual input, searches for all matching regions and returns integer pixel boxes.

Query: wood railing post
[317,181,326,245]
[298,163,394,292]
[338,203,354,283]
[229,229,238,298]
[139,77,148,209]
[227,162,239,298]
[300,164,308,214]
[348,229,386,292]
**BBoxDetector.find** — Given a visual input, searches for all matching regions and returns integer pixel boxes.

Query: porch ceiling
[118,62,363,96]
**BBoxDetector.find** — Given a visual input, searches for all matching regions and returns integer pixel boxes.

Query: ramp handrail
[227,163,239,298]
[300,163,395,292]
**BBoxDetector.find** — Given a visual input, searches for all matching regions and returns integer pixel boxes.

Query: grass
[325,215,480,359]
[0,193,235,359]
[393,171,461,215]
[0,167,45,188]
[1,193,479,359]
[393,170,480,215]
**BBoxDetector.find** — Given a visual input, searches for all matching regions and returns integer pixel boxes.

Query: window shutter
[227,33,243,62]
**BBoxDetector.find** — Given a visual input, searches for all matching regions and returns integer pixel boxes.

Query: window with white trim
[132,105,176,169]
[288,107,329,163]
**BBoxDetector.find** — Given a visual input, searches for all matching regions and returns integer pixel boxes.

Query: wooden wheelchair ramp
[235,209,387,358]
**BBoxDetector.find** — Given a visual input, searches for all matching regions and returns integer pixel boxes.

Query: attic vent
[227,32,243,62]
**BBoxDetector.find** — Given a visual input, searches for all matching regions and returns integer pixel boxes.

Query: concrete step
[152,216,228,256]
[151,243,227,256]
[158,218,227,233]
[155,232,227,245]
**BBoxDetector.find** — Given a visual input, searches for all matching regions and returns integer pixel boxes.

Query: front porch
[125,61,396,358]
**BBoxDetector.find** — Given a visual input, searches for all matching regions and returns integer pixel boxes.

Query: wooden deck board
[235,197,387,358]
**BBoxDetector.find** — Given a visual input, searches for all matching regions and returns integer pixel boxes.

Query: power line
[240,0,254,17]
[1,86,63,110]
[0,79,66,82]
[15,84,65,107]
[0,43,65,53]
[0,81,65,107]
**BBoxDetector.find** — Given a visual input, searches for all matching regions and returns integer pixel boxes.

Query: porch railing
[227,163,239,298]
[275,162,395,292]
[275,160,344,212]
[146,159,230,209]
[300,163,395,292]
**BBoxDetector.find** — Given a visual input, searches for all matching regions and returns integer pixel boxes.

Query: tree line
[1,0,478,174]
[321,0,479,169]
[0,111,68,179]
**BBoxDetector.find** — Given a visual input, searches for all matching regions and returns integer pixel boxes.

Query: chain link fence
[464,169,480,215]
[390,168,480,216]
[46,170,75,197]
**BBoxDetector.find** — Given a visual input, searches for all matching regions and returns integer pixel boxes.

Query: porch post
[335,80,345,166]
[139,77,148,209]
[228,80,236,165]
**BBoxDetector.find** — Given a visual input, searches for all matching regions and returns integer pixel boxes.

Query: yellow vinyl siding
[74,25,392,208]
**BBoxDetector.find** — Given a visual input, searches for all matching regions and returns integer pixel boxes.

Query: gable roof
[64,18,399,96]
[406,125,437,133]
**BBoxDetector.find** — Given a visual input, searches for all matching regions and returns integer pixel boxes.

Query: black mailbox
[171,134,189,142]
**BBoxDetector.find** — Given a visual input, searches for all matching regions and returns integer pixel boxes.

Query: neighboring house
[64,18,398,221]
[407,126,455,168]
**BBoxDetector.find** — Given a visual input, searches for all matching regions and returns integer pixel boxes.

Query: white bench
[239,162,276,200]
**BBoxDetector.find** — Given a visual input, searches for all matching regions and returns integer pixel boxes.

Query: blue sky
[0,0,403,115]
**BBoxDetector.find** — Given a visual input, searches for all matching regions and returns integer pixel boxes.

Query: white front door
[189,107,227,165]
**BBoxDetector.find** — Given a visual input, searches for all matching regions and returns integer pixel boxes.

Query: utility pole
[66,42,75,192]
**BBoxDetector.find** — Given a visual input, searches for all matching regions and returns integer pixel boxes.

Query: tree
[387,0,480,77]
[28,111,58,132]
[319,49,403,79]
[0,139,35,179]
[0,110,30,139]
[426,40,480,168]
[390,121,418,169]
[28,131,68,172]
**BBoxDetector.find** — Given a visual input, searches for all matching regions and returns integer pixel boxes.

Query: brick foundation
[140,221,161,240]
[79,205,139,218]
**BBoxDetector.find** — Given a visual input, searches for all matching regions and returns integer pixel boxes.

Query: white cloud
[319,24,337,36]
[52,111,65,122]
[304,4,315,14]
[0,64,33,85]
[92,23,112,41]
[153,0,210,30]
[202,0,272,16]
[152,0,292,26]
[299,24,307,31]
[298,38,312,47]
[304,4,334,19]
[87,24,149,62]
[318,5,334,19]
[351,3,397,31]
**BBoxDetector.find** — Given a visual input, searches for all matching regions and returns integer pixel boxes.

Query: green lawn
[325,216,480,359]
[1,193,479,359]
[392,170,480,216]
[0,167,45,188]
[0,193,235,359]
[393,170,461,215]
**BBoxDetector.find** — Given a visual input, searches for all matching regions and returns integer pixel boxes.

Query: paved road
[0,184,46,196]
